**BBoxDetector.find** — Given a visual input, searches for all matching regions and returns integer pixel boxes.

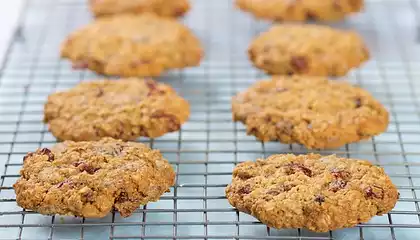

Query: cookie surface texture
[44,78,190,141]
[225,154,398,232]
[236,0,364,21]
[13,138,175,218]
[61,14,203,77]
[90,0,190,18]
[249,24,369,76]
[232,76,389,149]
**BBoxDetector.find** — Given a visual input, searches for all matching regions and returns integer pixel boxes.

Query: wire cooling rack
[1,0,420,239]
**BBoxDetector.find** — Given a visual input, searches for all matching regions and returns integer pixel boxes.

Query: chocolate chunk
[237,185,252,195]
[330,168,351,179]
[314,195,325,204]
[78,163,99,174]
[285,163,312,177]
[151,112,180,132]
[329,180,347,192]
[39,148,54,162]
[355,98,362,108]
[290,56,308,73]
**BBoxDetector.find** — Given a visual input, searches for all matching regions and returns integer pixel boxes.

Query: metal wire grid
[1,0,420,239]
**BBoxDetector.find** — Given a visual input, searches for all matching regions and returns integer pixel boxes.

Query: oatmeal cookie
[14,138,175,218]
[61,14,203,77]
[44,78,190,141]
[236,0,364,22]
[226,154,398,232]
[232,76,389,149]
[249,24,369,76]
[90,0,190,18]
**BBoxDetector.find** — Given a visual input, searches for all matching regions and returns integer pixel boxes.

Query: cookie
[61,14,203,77]
[44,78,190,141]
[232,76,389,149]
[248,24,369,76]
[236,0,364,22]
[226,154,398,232]
[13,138,175,218]
[90,0,190,18]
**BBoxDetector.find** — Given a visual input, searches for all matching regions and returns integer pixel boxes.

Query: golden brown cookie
[44,78,190,141]
[61,14,203,77]
[90,0,190,18]
[232,76,389,149]
[13,138,175,218]
[249,24,369,76]
[236,0,364,22]
[226,154,398,232]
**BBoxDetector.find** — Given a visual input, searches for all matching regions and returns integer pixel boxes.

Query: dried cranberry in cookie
[232,75,388,149]
[61,14,203,77]
[226,154,398,232]
[14,138,175,218]
[248,24,369,76]
[44,78,190,141]
[90,0,190,18]
[236,0,364,22]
